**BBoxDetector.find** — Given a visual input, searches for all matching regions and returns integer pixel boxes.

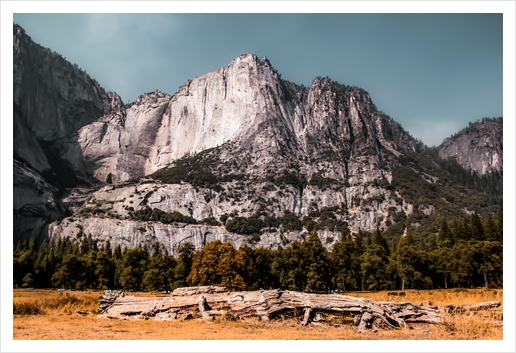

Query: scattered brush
[387,291,406,297]
[13,290,100,316]
[438,310,502,339]
[13,301,45,315]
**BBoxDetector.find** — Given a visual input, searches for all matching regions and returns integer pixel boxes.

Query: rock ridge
[13,23,502,254]
[438,118,502,175]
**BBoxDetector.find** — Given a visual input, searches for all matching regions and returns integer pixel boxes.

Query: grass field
[12,288,503,340]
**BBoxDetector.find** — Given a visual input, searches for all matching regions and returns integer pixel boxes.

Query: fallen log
[443,301,501,313]
[97,286,500,331]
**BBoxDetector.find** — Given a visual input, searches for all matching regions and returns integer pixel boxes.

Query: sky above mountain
[13,12,502,147]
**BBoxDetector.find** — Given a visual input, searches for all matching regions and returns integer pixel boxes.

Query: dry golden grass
[12,288,503,340]
[346,288,503,308]
[13,290,100,316]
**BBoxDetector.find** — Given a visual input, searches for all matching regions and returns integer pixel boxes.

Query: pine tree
[275,241,307,291]
[470,241,500,289]
[304,231,329,293]
[449,242,475,288]
[372,225,390,255]
[78,250,97,289]
[173,243,195,289]
[113,245,122,261]
[451,220,463,242]
[117,247,149,291]
[434,246,452,288]
[495,208,503,242]
[33,240,54,288]
[394,230,430,290]
[240,247,276,290]
[354,228,365,251]
[484,214,497,241]
[470,212,485,240]
[143,251,177,292]
[438,218,453,247]
[52,253,82,289]
[103,240,113,258]
[461,217,472,240]
[361,236,390,291]
[95,250,115,290]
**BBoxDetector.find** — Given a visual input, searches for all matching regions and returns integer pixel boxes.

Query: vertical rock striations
[76,54,422,184]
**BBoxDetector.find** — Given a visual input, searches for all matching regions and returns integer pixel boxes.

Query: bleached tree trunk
[98,287,501,331]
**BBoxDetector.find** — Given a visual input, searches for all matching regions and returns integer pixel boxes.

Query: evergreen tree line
[13,208,502,293]
[427,147,503,206]
[443,117,502,144]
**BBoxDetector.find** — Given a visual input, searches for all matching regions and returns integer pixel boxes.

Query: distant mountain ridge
[438,117,503,175]
[13,23,502,256]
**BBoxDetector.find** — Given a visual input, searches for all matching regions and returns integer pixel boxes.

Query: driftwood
[97,287,501,331]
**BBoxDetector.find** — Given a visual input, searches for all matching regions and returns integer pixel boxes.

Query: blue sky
[13,12,502,147]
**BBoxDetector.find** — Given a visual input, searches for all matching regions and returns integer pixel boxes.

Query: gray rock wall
[48,215,346,257]
[439,119,502,175]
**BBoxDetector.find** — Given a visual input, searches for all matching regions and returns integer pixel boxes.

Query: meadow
[13,288,502,340]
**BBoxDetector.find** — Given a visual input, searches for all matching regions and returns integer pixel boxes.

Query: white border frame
[1,2,514,352]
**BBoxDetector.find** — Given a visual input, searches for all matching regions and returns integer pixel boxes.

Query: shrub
[302,216,319,232]
[149,148,223,191]
[132,207,197,224]
[225,216,263,235]
[219,214,229,224]
[278,212,303,232]
[13,301,45,315]
[263,215,280,229]
[200,217,221,226]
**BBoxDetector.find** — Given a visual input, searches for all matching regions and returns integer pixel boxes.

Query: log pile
[97,286,501,331]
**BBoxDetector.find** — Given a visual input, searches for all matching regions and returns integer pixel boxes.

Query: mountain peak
[230,53,270,67]
[232,53,259,62]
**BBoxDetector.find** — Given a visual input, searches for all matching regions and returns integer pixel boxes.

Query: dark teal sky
[13,13,502,146]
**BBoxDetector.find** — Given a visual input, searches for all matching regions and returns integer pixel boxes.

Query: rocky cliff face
[438,118,503,175]
[13,159,68,242]
[13,24,502,253]
[48,215,341,258]
[50,178,416,255]
[13,24,114,243]
[77,54,420,184]
[45,53,424,253]
[14,25,111,170]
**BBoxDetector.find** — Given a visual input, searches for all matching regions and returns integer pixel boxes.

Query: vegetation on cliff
[14,208,502,292]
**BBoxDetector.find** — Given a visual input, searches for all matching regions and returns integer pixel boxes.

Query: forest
[13,208,502,293]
